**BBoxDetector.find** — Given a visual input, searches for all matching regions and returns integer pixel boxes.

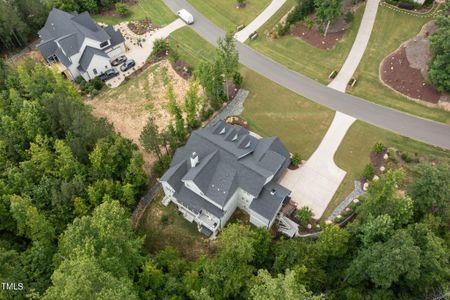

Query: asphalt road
[164,0,450,150]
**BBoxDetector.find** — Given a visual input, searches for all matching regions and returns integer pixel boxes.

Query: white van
[177,9,194,25]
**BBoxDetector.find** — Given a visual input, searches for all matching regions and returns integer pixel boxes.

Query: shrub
[362,164,375,180]
[276,23,290,36]
[296,206,313,228]
[160,214,170,225]
[153,154,172,177]
[291,153,302,166]
[200,108,214,121]
[400,152,412,163]
[91,89,99,97]
[372,141,386,154]
[345,12,354,23]
[91,77,104,90]
[232,72,243,86]
[115,3,130,16]
[152,38,168,57]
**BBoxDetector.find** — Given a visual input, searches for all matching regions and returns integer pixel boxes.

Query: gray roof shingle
[78,46,109,71]
[162,120,291,219]
[249,182,291,220]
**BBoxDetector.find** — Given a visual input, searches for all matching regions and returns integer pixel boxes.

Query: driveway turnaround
[107,19,185,88]
[163,0,450,150]
[234,0,287,43]
[328,0,381,92]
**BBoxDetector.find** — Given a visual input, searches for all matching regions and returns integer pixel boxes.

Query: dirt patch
[127,19,159,35]
[370,150,387,172]
[290,23,346,49]
[170,60,192,80]
[381,46,442,104]
[86,60,191,175]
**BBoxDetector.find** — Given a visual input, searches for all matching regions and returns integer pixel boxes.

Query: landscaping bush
[115,2,130,17]
[296,206,313,230]
[277,0,315,37]
[362,164,375,180]
[372,141,386,154]
[151,38,169,58]
[276,23,290,36]
[291,153,302,166]
[400,152,413,163]
[160,214,170,225]
[232,72,243,86]
[76,76,104,96]
[345,12,354,23]
[200,108,214,122]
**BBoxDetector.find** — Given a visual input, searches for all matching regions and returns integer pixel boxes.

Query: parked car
[111,55,127,66]
[120,59,136,72]
[98,68,119,81]
[177,9,194,25]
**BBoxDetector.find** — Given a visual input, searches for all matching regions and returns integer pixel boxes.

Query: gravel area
[208,89,250,126]
[328,180,364,221]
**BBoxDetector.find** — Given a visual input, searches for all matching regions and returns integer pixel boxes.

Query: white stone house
[159,120,292,238]
[37,8,125,81]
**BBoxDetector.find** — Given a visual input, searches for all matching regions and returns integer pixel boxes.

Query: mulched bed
[370,150,387,172]
[288,164,299,170]
[290,23,345,49]
[224,81,239,100]
[380,46,442,103]
[128,19,158,35]
[170,60,192,80]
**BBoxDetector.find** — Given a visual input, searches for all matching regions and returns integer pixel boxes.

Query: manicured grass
[349,6,450,124]
[93,0,176,26]
[137,192,214,259]
[321,120,450,218]
[248,2,365,84]
[186,0,272,32]
[241,68,334,159]
[171,27,334,158]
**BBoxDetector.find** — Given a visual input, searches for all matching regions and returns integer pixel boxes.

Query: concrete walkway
[280,112,355,218]
[234,0,287,43]
[328,0,381,92]
[107,19,185,88]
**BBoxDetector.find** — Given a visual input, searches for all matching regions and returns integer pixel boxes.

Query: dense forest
[0,58,449,299]
[0,0,122,51]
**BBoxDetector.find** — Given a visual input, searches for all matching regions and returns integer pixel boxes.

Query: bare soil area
[380,21,449,106]
[87,60,191,174]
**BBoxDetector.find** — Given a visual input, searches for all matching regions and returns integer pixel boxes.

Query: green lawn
[320,120,450,218]
[137,192,214,259]
[93,0,176,26]
[241,68,334,159]
[349,6,450,124]
[186,0,272,32]
[171,27,334,158]
[248,1,365,84]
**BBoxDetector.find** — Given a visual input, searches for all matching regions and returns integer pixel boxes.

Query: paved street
[164,0,450,150]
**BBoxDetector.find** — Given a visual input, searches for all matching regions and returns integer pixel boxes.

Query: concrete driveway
[280,112,355,218]
[106,19,185,88]
[234,0,287,43]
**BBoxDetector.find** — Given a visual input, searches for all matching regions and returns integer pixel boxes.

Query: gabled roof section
[78,46,109,71]
[250,182,291,220]
[56,33,83,57]
[104,25,125,47]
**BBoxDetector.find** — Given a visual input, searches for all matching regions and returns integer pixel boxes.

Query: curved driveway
[164,0,450,150]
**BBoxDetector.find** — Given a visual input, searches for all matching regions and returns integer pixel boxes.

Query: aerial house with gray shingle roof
[159,120,292,238]
[37,8,125,81]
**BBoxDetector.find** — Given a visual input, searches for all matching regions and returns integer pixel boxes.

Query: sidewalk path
[328,0,381,92]
[107,19,185,88]
[234,0,287,43]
